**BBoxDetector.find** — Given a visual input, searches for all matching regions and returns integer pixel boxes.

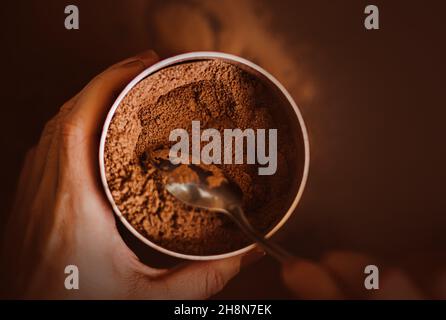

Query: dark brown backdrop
[1,0,445,298]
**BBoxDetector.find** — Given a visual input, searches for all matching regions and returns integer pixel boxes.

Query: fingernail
[123,50,159,68]
[135,50,159,65]
[241,247,266,268]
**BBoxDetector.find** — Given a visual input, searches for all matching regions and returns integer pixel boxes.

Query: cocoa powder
[104,60,294,255]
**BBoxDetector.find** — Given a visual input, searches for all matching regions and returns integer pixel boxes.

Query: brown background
[1,0,445,298]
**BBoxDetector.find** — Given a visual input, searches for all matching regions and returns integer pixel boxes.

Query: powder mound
[104,60,294,255]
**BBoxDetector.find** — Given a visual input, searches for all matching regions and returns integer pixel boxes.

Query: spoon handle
[228,206,295,264]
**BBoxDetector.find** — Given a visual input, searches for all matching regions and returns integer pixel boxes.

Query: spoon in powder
[148,151,295,263]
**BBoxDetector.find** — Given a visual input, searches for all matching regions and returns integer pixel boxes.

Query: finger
[20,136,61,270]
[320,251,377,298]
[162,248,266,300]
[64,50,158,139]
[371,268,425,299]
[282,259,345,299]
[12,148,36,212]
[433,271,446,299]
[58,50,158,186]
[5,148,37,260]
[396,251,446,296]
[20,96,79,206]
[165,257,241,299]
[5,135,61,290]
[134,254,247,299]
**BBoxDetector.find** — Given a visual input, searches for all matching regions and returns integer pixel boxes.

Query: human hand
[0,50,262,299]
[282,251,446,299]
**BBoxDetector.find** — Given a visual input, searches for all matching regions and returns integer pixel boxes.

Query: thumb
[163,257,242,299]
[163,249,265,299]
[136,249,264,299]
[65,49,159,139]
[57,50,158,186]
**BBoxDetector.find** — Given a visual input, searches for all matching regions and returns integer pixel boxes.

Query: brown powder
[104,60,295,255]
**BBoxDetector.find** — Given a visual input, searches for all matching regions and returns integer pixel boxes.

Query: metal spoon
[149,155,294,263]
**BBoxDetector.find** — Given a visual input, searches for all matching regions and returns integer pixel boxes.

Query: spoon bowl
[165,171,242,213]
[162,162,295,264]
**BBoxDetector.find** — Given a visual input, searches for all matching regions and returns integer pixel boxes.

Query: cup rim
[98,51,310,260]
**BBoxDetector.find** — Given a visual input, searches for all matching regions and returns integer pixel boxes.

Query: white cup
[99,52,310,260]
